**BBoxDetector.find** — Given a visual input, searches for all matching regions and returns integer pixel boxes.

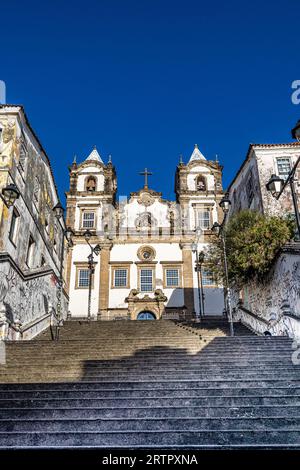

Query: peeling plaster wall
[0,262,68,339]
[235,247,300,337]
[255,147,300,217]
[0,106,67,337]
[228,145,300,219]
[227,151,263,216]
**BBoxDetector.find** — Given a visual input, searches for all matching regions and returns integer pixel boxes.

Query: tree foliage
[205,210,294,287]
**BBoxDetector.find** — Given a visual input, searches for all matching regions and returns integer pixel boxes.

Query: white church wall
[74,201,103,232]
[192,246,225,316]
[68,243,100,317]
[120,199,170,229]
[109,243,184,309]
[187,199,219,232]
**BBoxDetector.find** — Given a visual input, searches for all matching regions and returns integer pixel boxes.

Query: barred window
[202,270,214,286]
[140,269,153,292]
[197,210,210,229]
[166,269,180,287]
[82,212,95,229]
[277,158,291,180]
[114,269,128,287]
[78,269,90,287]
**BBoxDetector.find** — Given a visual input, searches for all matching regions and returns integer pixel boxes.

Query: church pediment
[129,188,163,206]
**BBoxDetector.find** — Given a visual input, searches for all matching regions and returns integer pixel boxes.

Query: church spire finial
[139,168,153,189]
[195,144,198,149]
[108,154,112,164]
[72,154,77,164]
[215,154,219,162]
[179,154,183,165]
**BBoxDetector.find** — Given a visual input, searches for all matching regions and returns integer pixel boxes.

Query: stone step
[1,372,299,382]
[0,387,299,399]
[2,363,298,371]
[1,405,299,419]
[5,350,294,358]
[1,379,298,389]
[1,417,300,432]
[0,430,299,448]
[6,343,293,351]
[1,396,299,408]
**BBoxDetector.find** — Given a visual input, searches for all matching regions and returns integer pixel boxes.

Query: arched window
[86,176,97,192]
[196,175,206,191]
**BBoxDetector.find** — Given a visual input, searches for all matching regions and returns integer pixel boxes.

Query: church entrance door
[137,311,156,320]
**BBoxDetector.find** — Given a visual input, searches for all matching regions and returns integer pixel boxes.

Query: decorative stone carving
[137,191,154,207]
[125,289,168,320]
[137,245,156,261]
[135,212,157,231]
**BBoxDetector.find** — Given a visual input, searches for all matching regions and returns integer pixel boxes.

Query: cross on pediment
[139,168,153,188]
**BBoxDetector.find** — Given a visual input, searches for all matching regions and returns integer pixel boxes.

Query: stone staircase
[0,320,299,449]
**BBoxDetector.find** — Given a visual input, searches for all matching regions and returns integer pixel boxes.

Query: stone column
[180,243,195,318]
[98,242,113,319]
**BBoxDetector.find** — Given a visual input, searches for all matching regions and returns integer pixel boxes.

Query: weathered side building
[0,105,68,340]
[227,143,300,217]
[226,142,300,337]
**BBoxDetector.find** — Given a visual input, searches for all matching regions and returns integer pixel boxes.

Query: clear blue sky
[1,0,299,203]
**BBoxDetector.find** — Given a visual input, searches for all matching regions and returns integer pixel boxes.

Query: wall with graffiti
[235,245,300,338]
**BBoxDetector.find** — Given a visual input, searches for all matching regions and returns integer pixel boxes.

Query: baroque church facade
[66,145,226,320]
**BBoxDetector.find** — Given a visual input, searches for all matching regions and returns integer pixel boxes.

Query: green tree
[206,210,294,287]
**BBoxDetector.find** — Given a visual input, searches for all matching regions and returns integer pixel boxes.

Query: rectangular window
[277,157,291,180]
[197,210,210,229]
[26,236,35,268]
[140,268,153,292]
[165,268,180,287]
[82,212,95,229]
[9,208,20,246]
[202,270,214,286]
[78,269,90,288]
[114,268,128,287]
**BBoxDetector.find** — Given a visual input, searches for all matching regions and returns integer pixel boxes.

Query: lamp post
[211,192,234,336]
[266,120,300,239]
[192,229,205,321]
[53,202,74,340]
[83,230,101,322]
[0,183,20,208]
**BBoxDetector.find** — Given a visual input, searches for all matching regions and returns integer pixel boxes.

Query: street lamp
[266,174,284,197]
[0,183,20,208]
[265,120,300,238]
[192,232,205,321]
[84,230,101,322]
[219,192,231,214]
[52,202,74,340]
[211,193,234,336]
